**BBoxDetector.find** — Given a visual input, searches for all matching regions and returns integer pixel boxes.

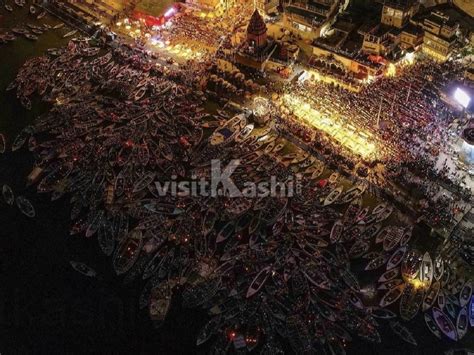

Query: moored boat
[456,306,468,340]
[329,219,343,243]
[2,184,14,205]
[15,196,35,218]
[378,278,403,290]
[246,266,272,298]
[322,186,343,206]
[216,221,235,243]
[379,283,405,307]
[469,295,474,327]
[69,261,97,277]
[433,256,444,281]
[63,29,78,38]
[209,114,246,146]
[424,313,442,339]
[370,307,397,319]
[459,282,472,307]
[432,307,457,341]
[365,254,387,271]
[386,246,407,270]
[383,227,403,251]
[378,268,399,283]
[422,281,441,311]
[390,321,417,346]
[113,229,143,275]
[419,252,433,288]
[0,133,5,153]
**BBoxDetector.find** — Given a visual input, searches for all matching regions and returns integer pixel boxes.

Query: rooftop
[247,9,267,36]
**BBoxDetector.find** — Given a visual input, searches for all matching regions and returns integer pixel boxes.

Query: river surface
[0,4,471,355]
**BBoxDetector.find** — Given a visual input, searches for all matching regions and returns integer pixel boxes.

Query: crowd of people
[272,58,470,229]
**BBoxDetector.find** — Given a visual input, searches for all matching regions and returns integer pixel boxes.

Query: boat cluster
[3,36,473,354]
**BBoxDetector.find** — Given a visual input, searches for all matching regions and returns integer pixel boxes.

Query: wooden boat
[263,140,276,154]
[401,250,421,280]
[63,29,78,38]
[419,252,433,288]
[390,321,417,346]
[209,114,246,146]
[113,229,143,275]
[234,123,254,143]
[70,261,97,277]
[329,219,343,243]
[424,313,442,339]
[432,307,457,341]
[246,266,272,298]
[438,290,446,309]
[370,307,397,319]
[383,227,402,251]
[216,221,235,243]
[339,184,365,204]
[2,184,14,205]
[202,209,217,237]
[459,282,472,307]
[456,307,468,340]
[399,227,412,246]
[149,281,172,328]
[375,226,390,244]
[355,207,370,223]
[328,172,339,184]
[378,268,399,283]
[0,133,5,154]
[378,279,403,290]
[348,240,369,259]
[399,284,424,321]
[15,196,35,218]
[469,295,474,327]
[322,186,343,206]
[422,281,441,311]
[433,256,444,281]
[365,253,387,271]
[386,246,407,270]
[379,283,405,307]
[272,140,286,154]
[375,205,393,223]
[342,197,362,224]
[196,315,222,346]
[29,5,36,14]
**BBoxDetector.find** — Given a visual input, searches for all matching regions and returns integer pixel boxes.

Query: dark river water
[0,4,471,355]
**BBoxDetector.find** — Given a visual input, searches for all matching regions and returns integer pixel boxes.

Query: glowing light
[454,88,471,109]
[164,7,176,18]
[386,63,396,77]
[404,52,415,65]
[283,94,380,160]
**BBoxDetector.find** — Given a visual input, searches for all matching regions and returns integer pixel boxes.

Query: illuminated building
[247,9,268,51]
[255,0,279,15]
[380,0,419,29]
[421,11,458,62]
[232,9,299,73]
[361,25,398,56]
[400,23,423,49]
[282,0,340,40]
